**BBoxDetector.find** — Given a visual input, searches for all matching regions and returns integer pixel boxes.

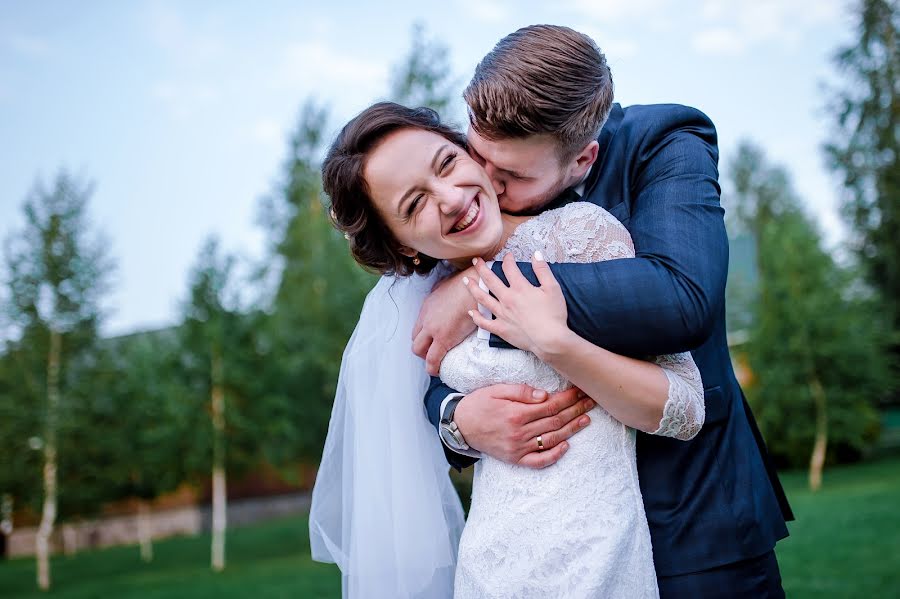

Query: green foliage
[178,237,267,479]
[75,331,191,504]
[388,22,460,118]
[825,0,900,333]
[729,142,894,467]
[0,170,114,518]
[257,102,376,464]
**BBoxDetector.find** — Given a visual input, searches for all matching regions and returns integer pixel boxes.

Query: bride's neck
[448,213,532,271]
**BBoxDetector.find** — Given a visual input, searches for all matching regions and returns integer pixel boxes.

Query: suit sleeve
[490,111,727,357]
[424,376,479,470]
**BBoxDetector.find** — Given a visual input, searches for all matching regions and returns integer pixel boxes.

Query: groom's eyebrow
[397,145,449,215]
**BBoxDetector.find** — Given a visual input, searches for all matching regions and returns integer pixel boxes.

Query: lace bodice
[441,202,704,598]
[443,201,705,441]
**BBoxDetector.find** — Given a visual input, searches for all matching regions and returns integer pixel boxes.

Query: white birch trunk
[1,493,13,536]
[137,500,154,562]
[210,350,226,572]
[36,328,61,591]
[808,375,828,492]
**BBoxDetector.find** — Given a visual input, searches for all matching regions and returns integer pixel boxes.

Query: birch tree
[179,237,261,571]
[729,142,893,489]
[2,171,112,589]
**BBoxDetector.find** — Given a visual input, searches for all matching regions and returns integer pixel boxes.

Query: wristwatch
[439,396,470,451]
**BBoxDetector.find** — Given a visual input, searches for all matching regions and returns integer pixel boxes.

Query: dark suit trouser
[657,551,785,599]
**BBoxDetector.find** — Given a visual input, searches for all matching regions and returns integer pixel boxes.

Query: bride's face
[364,127,504,263]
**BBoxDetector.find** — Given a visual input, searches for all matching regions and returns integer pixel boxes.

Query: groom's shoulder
[616,103,717,149]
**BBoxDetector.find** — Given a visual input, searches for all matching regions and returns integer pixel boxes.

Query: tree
[825,0,900,339]
[81,330,189,562]
[388,22,460,118]
[179,236,265,571]
[729,142,893,490]
[256,102,376,467]
[2,170,113,588]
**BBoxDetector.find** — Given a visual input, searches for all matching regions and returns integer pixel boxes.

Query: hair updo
[322,102,468,276]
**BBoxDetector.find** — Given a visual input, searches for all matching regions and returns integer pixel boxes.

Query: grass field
[1,455,898,598]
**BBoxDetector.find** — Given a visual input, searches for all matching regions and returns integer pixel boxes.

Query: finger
[517,441,569,469]
[472,258,509,301]
[501,253,529,288]
[412,315,424,341]
[530,410,591,453]
[531,251,559,289]
[462,275,502,315]
[524,397,595,439]
[411,330,433,360]
[468,309,505,338]
[492,383,548,404]
[424,339,447,376]
[528,386,583,420]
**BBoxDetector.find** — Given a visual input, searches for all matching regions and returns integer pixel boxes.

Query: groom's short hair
[464,25,614,161]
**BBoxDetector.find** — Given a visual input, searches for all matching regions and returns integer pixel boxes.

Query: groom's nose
[483,162,506,197]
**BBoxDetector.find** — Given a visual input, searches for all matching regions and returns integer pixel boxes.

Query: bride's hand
[464,253,571,359]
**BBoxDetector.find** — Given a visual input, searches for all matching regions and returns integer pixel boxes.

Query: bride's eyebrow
[397,144,449,216]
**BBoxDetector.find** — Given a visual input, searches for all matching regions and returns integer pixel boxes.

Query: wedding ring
[536,435,544,450]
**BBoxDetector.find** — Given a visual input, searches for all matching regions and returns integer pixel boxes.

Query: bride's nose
[437,185,467,217]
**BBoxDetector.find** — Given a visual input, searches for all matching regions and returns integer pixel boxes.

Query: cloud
[144,2,224,65]
[248,117,283,146]
[458,0,511,23]
[568,0,675,22]
[693,0,845,56]
[151,80,219,120]
[691,27,746,56]
[276,40,388,98]
[3,32,52,58]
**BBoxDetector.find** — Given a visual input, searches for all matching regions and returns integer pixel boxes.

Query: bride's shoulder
[540,201,624,230]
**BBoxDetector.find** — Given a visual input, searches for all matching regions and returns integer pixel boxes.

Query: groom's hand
[413,266,478,375]
[454,385,595,469]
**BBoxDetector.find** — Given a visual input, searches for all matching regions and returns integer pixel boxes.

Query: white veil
[309,266,465,599]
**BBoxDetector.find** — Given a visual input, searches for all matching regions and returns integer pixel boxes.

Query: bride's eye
[440,151,458,173]
[406,194,424,219]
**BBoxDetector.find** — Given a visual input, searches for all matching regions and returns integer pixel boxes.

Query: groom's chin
[500,196,555,217]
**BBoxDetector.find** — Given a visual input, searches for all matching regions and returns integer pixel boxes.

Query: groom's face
[466,128,571,215]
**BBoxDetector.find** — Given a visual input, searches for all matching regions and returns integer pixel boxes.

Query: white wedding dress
[440,202,705,599]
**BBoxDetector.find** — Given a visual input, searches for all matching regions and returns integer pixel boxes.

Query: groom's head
[464,25,614,215]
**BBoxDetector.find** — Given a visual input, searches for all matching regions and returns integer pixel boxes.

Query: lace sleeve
[548,203,706,441]
[647,352,705,440]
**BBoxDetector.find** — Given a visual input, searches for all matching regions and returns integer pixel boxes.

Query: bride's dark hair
[322,102,468,276]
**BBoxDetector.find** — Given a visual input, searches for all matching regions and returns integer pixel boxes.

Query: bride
[309,102,705,598]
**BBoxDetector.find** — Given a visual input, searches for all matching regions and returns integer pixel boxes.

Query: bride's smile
[363,127,507,266]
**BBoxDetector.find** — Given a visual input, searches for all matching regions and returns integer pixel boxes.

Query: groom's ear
[568,140,600,180]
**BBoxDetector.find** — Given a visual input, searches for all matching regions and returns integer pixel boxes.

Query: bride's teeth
[453,200,480,232]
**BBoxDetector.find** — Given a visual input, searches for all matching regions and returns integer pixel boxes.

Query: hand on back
[454,384,594,468]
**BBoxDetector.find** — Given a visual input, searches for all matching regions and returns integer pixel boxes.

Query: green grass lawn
[776,455,900,598]
[1,456,898,598]
[0,515,341,598]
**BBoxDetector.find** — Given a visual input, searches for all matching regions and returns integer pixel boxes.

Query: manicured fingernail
[579,417,590,427]
[560,442,569,452]
[467,310,474,317]
[462,276,470,285]
[532,390,546,399]
[577,391,586,399]
[534,251,544,261]
[472,258,478,265]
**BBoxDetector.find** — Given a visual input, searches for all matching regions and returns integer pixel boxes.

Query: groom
[415,25,793,596]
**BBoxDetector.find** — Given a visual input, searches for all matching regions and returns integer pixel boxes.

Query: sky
[0,0,855,336]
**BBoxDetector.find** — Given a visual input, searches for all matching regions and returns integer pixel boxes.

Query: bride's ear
[397,246,417,258]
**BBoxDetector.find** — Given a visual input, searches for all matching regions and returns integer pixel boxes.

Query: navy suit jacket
[424,103,792,577]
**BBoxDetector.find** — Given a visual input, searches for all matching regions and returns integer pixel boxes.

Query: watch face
[440,423,462,450]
